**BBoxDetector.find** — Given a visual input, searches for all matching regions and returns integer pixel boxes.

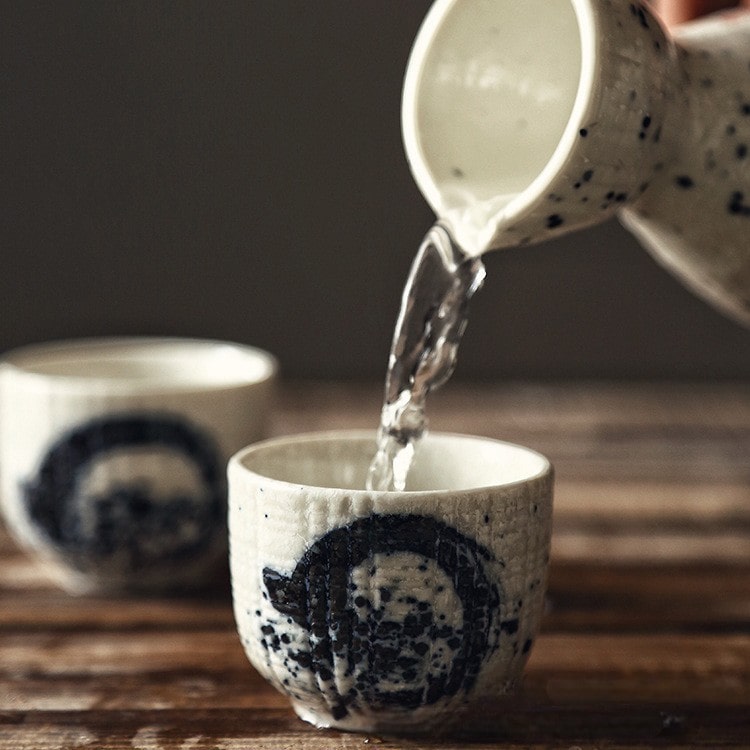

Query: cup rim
[0,336,278,395]
[229,429,553,496]
[401,0,598,252]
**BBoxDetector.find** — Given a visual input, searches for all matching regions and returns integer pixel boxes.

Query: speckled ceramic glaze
[402,0,750,325]
[229,431,553,735]
[0,337,277,594]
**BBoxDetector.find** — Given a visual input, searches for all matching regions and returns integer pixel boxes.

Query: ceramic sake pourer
[229,431,553,735]
[402,0,750,325]
[0,337,277,594]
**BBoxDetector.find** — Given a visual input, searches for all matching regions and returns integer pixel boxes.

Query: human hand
[653,0,750,26]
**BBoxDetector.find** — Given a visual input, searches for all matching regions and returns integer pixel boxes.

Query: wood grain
[0,381,747,749]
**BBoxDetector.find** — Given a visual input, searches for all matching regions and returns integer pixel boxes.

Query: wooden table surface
[0,381,748,749]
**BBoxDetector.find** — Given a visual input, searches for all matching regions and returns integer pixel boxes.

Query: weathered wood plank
[0,631,747,708]
[0,593,234,632]
[2,670,747,717]
[0,705,748,749]
[527,633,750,678]
[545,564,750,631]
[552,530,750,563]
[0,563,747,636]
[0,670,286,712]
[548,563,750,600]
[554,481,750,522]
[0,630,245,676]
[1,664,747,715]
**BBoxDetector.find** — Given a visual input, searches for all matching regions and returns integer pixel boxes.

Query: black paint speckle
[629,3,650,28]
[729,191,750,216]
[546,214,564,229]
[500,618,519,635]
[675,176,695,189]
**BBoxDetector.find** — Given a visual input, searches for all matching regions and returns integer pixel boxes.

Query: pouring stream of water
[367,223,486,492]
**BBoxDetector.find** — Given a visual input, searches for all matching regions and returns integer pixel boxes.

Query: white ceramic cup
[229,430,553,735]
[0,337,277,594]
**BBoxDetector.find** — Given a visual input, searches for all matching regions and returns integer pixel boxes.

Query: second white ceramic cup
[0,337,277,594]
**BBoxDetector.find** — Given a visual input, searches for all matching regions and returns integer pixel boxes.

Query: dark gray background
[2,1,749,379]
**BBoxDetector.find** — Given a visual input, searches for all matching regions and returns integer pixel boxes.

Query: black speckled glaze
[259,514,509,720]
[21,414,224,572]
[620,12,750,324]
[470,0,675,249]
